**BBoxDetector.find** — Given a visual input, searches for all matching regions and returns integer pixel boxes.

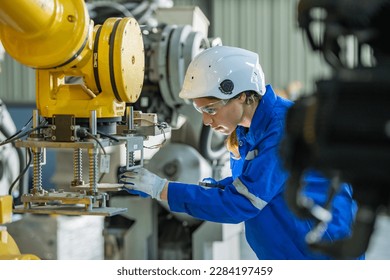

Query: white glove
[119,167,167,201]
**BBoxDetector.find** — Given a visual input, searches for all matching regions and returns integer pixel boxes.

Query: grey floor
[365,214,390,260]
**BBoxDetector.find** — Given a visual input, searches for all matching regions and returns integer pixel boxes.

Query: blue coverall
[168,85,361,259]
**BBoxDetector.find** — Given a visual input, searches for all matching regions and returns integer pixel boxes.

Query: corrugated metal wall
[0,0,330,102]
[176,0,331,94]
[0,54,35,103]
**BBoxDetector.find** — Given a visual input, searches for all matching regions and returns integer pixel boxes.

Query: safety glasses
[193,99,230,115]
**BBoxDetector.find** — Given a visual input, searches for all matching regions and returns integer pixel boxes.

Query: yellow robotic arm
[0,0,144,119]
[0,0,152,216]
[0,0,90,69]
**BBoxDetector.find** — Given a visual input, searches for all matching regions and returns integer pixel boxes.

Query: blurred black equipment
[282,0,390,259]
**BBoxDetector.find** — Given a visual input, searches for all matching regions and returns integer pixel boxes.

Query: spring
[89,148,98,192]
[73,148,83,182]
[33,151,42,191]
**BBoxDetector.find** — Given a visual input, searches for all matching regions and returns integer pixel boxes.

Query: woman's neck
[239,100,259,128]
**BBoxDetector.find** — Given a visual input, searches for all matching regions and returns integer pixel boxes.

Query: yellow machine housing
[0,196,39,260]
[0,0,144,119]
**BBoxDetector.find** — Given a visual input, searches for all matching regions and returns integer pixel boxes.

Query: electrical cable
[0,114,31,199]
[98,130,120,142]
[142,120,168,149]
[0,127,28,200]
[85,131,108,183]
[0,125,49,147]
[1,116,47,199]
[85,131,107,155]
[3,116,32,142]
[86,131,113,183]
[8,148,32,206]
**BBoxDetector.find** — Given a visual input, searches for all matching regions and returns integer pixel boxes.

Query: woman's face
[193,96,244,135]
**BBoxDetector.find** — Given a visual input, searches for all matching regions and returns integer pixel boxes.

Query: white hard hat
[179,46,266,100]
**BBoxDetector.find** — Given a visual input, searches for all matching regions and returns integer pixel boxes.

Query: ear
[237,92,247,103]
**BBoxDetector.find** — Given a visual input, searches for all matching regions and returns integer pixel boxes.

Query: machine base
[13,205,127,216]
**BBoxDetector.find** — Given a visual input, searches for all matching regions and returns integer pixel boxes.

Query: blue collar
[236,85,277,146]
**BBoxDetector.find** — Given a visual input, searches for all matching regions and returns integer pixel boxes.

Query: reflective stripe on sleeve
[245,149,258,160]
[233,178,268,210]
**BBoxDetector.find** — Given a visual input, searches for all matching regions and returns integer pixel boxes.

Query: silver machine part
[147,143,212,225]
[13,107,167,217]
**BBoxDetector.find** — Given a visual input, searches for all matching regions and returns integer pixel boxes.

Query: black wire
[0,125,49,147]
[0,116,32,145]
[97,130,120,142]
[9,148,32,202]
[0,116,30,199]
[86,132,111,183]
[13,143,28,199]
[2,117,48,202]
[86,132,107,155]
[98,173,105,183]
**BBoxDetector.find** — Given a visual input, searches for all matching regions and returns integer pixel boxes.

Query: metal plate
[13,205,127,216]
[70,183,124,192]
